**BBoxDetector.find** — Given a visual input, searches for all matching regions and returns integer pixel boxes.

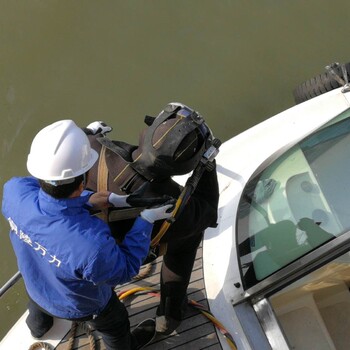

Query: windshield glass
[237,109,350,290]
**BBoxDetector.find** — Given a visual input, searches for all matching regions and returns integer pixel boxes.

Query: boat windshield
[237,109,350,290]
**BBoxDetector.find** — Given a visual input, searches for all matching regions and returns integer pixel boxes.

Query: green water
[1,0,350,339]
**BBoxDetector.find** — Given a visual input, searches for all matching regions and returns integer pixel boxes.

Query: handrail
[0,271,22,298]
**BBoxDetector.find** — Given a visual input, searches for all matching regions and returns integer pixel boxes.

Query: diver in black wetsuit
[84,103,219,335]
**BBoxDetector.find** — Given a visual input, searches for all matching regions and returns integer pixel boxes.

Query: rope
[85,323,96,350]
[132,262,153,280]
[66,321,78,350]
[66,321,96,350]
[117,287,237,350]
[28,314,97,350]
[28,342,52,350]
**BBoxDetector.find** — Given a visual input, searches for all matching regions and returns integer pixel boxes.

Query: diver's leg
[156,233,202,335]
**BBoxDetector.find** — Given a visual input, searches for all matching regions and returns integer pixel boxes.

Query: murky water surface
[1,0,350,338]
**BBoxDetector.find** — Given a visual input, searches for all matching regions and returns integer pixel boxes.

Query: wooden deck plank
[150,322,220,349]
[55,244,222,350]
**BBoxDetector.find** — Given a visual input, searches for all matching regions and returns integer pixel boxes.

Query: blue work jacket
[1,177,153,319]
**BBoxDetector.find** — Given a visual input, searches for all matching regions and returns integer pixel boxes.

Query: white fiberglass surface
[270,251,350,350]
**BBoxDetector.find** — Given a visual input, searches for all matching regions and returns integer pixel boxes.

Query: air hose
[117,287,237,350]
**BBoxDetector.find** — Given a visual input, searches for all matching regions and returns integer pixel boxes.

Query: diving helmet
[131,102,213,181]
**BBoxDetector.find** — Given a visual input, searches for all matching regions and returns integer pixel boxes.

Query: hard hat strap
[44,178,75,186]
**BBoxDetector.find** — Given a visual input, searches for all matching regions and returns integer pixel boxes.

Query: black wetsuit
[84,131,219,324]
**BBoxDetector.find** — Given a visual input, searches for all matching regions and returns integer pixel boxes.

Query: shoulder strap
[97,145,109,222]
[97,137,134,161]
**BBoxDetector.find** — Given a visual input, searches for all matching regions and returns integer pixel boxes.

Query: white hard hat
[27,120,98,183]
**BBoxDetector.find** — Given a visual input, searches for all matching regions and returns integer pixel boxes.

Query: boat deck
[55,244,223,350]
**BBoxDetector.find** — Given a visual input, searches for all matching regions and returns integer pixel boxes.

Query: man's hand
[108,183,174,208]
[140,200,176,223]
[126,182,174,207]
[89,191,111,210]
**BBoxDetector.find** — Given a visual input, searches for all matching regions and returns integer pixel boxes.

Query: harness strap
[97,136,132,160]
[97,144,109,222]
[96,139,168,257]
[109,207,143,221]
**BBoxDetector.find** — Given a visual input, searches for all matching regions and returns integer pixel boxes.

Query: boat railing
[0,271,21,298]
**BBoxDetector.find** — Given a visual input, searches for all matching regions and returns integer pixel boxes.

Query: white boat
[1,62,350,350]
[207,62,350,350]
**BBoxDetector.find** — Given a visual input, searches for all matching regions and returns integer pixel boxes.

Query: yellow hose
[117,287,237,350]
[118,286,155,300]
[150,189,185,247]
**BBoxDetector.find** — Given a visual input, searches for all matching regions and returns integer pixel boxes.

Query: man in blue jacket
[1,120,174,350]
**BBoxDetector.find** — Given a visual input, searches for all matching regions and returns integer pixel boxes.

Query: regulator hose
[118,287,237,350]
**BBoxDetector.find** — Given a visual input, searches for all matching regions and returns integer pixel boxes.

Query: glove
[108,192,130,207]
[86,121,112,135]
[140,200,176,223]
[126,182,174,207]
[108,183,174,208]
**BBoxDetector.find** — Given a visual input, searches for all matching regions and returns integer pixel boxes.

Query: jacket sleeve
[84,216,153,286]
